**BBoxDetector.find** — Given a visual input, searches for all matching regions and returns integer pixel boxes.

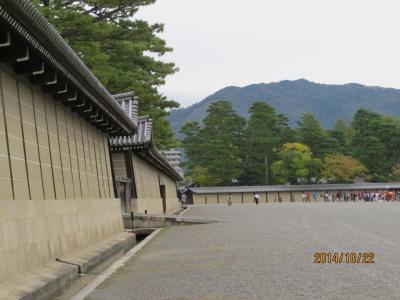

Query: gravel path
[85,203,400,300]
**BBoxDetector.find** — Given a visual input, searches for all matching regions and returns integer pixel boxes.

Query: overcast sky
[136,0,400,107]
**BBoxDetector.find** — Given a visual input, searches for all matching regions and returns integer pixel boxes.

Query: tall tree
[34,0,179,149]
[297,113,338,158]
[328,119,353,155]
[351,109,388,180]
[240,102,293,185]
[180,121,203,171]
[181,101,246,186]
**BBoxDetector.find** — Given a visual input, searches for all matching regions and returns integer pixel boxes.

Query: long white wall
[0,66,123,284]
[131,153,180,215]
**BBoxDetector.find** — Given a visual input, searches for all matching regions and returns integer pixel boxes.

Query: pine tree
[240,102,293,185]
[181,101,245,186]
[34,0,179,149]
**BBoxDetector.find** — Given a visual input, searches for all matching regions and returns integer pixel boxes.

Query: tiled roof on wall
[110,98,183,181]
[109,115,153,148]
[0,0,136,134]
[190,183,400,194]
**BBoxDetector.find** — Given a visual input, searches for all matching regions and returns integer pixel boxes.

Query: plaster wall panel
[87,125,101,198]
[94,132,106,198]
[130,153,163,214]
[81,122,96,198]
[0,71,13,200]
[104,136,114,197]
[205,194,218,204]
[65,112,82,198]
[218,193,229,204]
[159,172,180,213]
[45,97,65,199]
[33,91,55,200]
[56,104,74,199]
[192,194,205,204]
[231,193,242,204]
[259,192,267,203]
[0,198,123,284]
[131,153,160,200]
[243,193,254,203]
[1,71,29,200]
[291,192,303,202]
[99,136,111,198]
[279,192,291,202]
[268,192,279,202]
[18,82,44,200]
[74,115,89,198]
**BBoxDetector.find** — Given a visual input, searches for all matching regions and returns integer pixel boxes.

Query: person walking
[254,193,260,205]
[228,193,232,206]
[290,194,295,202]
[312,192,317,202]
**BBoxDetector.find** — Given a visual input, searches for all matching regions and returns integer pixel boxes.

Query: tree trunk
[265,155,269,185]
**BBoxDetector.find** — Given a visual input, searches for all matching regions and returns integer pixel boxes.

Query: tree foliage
[271,143,322,185]
[240,102,293,185]
[33,0,179,149]
[351,109,400,181]
[391,164,400,181]
[328,119,353,155]
[181,101,245,186]
[322,154,369,183]
[297,113,337,158]
[182,99,400,186]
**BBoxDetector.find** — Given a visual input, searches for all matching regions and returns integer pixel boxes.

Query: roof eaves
[189,183,400,194]
[0,0,136,134]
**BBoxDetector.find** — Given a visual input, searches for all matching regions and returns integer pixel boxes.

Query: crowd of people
[301,190,400,202]
[223,190,400,206]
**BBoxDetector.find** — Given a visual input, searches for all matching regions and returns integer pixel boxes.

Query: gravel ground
[85,203,400,300]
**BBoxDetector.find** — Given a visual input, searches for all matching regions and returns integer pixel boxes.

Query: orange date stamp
[314,252,375,264]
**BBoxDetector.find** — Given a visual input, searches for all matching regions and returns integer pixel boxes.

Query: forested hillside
[169,79,400,136]
[181,101,400,186]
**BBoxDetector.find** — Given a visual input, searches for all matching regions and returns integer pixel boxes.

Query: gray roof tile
[190,183,400,194]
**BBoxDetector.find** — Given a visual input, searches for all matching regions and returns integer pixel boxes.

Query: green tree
[391,163,400,181]
[240,102,293,185]
[34,0,179,149]
[271,143,322,184]
[180,122,203,171]
[190,166,215,186]
[328,118,353,155]
[181,101,246,186]
[322,154,369,183]
[297,113,338,158]
[351,109,388,180]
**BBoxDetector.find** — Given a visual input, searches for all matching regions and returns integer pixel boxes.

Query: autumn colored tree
[322,154,369,183]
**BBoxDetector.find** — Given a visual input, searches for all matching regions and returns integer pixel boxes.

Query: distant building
[162,149,184,178]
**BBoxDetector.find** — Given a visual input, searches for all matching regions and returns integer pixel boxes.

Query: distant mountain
[168,79,400,137]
